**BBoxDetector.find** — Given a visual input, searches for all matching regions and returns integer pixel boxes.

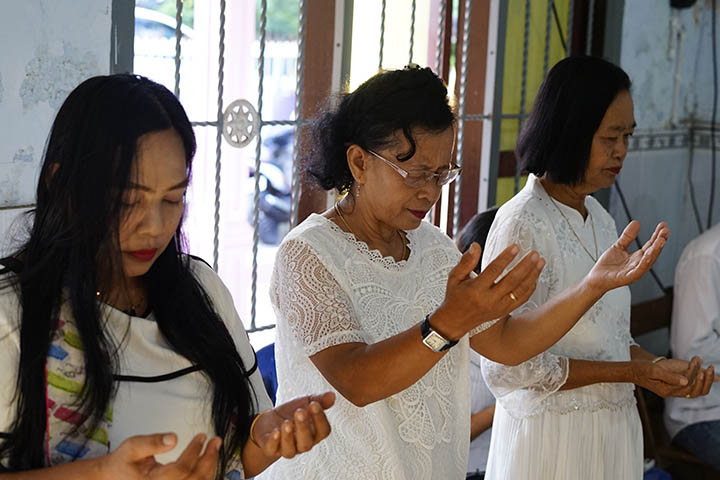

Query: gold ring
[509,291,518,302]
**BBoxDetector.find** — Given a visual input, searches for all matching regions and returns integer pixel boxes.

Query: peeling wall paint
[21,44,100,111]
[0,0,111,211]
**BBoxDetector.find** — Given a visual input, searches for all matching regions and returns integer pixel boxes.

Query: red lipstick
[607,167,622,175]
[128,249,158,261]
[409,209,427,219]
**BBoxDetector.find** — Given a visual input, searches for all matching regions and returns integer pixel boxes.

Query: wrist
[579,275,606,302]
[427,308,464,341]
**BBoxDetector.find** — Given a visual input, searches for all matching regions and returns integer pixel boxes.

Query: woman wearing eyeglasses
[260,66,669,480]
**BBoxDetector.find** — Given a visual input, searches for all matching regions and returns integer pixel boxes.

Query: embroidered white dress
[260,214,474,480]
[481,175,643,480]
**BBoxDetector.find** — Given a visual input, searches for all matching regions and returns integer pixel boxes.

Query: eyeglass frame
[365,148,462,188]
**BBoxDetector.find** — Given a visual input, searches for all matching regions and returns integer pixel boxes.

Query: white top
[665,222,720,438]
[0,258,271,468]
[481,175,642,480]
[467,350,493,474]
[260,214,474,480]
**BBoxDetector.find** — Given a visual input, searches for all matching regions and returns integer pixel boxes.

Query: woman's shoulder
[493,189,555,234]
[412,220,458,251]
[585,195,616,229]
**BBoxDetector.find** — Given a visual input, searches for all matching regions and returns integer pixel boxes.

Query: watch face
[423,331,447,352]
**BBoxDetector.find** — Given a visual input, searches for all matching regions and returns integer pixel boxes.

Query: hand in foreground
[99,432,221,480]
[437,242,545,337]
[633,356,716,398]
[251,392,335,459]
[588,221,669,292]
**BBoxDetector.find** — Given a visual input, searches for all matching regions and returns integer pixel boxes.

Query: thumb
[652,366,689,387]
[448,243,481,287]
[117,433,178,462]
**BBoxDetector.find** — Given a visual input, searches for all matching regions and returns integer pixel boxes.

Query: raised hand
[99,432,221,480]
[587,221,669,292]
[436,242,545,337]
[251,392,335,459]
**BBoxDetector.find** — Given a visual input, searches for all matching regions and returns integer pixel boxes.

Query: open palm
[587,220,669,292]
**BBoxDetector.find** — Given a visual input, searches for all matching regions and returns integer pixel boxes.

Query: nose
[615,136,628,160]
[136,204,164,238]
[417,178,443,203]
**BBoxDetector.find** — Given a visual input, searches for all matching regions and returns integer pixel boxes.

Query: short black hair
[308,65,455,193]
[517,56,631,185]
[457,206,499,273]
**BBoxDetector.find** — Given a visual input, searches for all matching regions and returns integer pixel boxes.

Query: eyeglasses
[366,149,462,188]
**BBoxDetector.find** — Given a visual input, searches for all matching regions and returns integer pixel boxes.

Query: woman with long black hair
[0,74,333,479]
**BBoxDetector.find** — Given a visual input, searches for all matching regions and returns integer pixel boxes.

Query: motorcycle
[247,128,293,245]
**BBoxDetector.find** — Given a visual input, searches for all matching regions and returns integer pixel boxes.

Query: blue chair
[256,342,278,405]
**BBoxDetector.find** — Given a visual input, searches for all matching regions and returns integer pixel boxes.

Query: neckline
[529,175,593,226]
[312,213,416,269]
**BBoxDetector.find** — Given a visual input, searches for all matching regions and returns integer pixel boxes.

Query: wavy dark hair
[308,65,456,193]
[517,56,631,185]
[0,74,255,473]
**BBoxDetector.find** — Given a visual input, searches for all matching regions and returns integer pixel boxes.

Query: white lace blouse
[260,214,473,480]
[481,174,642,479]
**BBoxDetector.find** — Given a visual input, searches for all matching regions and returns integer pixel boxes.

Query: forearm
[0,458,103,480]
[470,405,495,441]
[310,321,450,407]
[241,436,278,478]
[559,359,635,391]
[471,279,604,365]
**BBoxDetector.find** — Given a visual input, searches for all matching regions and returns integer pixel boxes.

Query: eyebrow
[607,122,637,132]
[128,177,189,193]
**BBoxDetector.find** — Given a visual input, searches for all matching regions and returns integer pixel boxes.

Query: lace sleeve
[271,239,368,357]
[477,210,570,417]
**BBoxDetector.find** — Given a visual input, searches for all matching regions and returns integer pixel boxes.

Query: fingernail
[310,401,321,413]
[530,252,539,262]
[162,434,175,446]
[510,245,519,255]
[215,438,222,451]
[680,377,688,386]
[198,433,207,443]
[296,410,307,421]
[284,422,292,433]
[273,429,280,439]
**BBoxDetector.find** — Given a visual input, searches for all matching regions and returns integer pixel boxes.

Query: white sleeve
[0,285,21,455]
[270,239,367,357]
[671,254,720,366]
[478,212,569,417]
[190,260,273,412]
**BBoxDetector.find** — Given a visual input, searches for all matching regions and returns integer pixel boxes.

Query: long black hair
[308,65,456,193]
[517,56,631,185]
[0,74,255,473]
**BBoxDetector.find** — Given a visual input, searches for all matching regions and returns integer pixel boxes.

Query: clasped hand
[634,356,717,399]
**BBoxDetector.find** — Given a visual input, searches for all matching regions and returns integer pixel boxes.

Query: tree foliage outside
[137,0,195,29]
[256,0,299,40]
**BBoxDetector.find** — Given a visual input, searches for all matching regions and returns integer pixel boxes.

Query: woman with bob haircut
[480,56,716,479]
[261,65,670,480]
[0,74,334,479]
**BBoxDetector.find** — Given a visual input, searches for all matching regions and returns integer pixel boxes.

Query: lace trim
[320,215,416,271]
[529,395,637,417]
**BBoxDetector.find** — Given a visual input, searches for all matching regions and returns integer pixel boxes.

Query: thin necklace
[547,195,599,262]
[333,203,408,261]
[96,290,144,316]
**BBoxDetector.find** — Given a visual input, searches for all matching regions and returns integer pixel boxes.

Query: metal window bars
[159,0,594,333]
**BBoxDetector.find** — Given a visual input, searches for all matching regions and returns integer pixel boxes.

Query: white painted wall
[612,0,719,304]
[0,0,111,253]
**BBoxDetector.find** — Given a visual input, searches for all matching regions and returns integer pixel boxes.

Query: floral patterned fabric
[260,214,475,480]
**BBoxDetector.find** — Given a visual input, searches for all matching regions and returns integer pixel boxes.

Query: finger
[502,256,544,306]
[615,221,640,251]
[306,391,336,410]
[641,222,667,250]
[171,433,207,474]
[191,436,221,479]
[117,432,178,462]
[702,366,715,395]
[261,428,281,457]
[447,243,483,287]
[293,408,315,453]
[475,244,520,287]
[279,420,297,459]
[490,250,541,296]
[308,400,332,442]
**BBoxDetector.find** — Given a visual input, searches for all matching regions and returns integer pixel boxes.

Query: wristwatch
[421,314,458,352]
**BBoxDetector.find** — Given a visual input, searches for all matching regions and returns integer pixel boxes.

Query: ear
[346,145,370,186]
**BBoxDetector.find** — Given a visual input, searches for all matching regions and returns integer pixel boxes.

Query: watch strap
[421,314,458,351]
